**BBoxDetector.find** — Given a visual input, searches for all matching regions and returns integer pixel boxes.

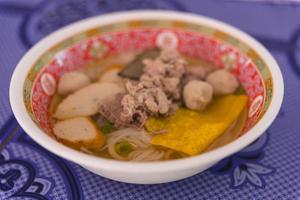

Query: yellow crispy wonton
[145,95,248,155]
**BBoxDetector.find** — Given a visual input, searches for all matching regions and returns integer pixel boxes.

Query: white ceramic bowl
[10,10,284,184]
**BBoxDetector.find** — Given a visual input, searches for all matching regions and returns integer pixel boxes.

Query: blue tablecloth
[0,0,299,199]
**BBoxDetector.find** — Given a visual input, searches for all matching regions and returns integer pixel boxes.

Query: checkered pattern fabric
[1,0,300,199]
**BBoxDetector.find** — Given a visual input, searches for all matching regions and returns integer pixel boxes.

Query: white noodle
[80,147,94,155]
[128,147,165,161]
[108,143,127,160]
[104,128,168,161]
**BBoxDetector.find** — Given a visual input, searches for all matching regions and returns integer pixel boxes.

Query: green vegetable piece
[101,122,113,134]
[235,85,245,95]
[115,141,134,156]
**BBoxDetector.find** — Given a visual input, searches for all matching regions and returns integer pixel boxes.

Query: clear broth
[49,54,247,160]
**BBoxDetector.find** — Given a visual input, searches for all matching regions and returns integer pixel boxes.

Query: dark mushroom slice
[118,48,160,80]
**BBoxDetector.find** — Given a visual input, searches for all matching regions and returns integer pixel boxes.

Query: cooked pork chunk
[141,48,186,100]
[99,93,127,128]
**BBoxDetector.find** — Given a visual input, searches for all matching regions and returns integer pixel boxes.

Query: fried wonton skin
[146,95,248,155]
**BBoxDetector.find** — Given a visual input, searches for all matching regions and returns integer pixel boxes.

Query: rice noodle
[104,128,169,161]
[163,150,176,160]
[128,147,165,161]
[80,147,94,155]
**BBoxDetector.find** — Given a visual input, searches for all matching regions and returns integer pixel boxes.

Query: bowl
[10,10,284,184]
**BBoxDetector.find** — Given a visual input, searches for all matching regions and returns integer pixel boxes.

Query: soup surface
[49,48,248,161]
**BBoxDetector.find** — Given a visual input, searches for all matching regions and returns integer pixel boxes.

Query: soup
[49,48,248,161]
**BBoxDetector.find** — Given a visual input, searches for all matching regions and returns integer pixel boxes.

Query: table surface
[0,0,299,199]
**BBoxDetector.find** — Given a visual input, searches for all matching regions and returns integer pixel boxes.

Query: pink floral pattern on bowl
[23,21,273,136]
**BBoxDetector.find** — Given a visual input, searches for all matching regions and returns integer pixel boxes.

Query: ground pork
[100,49,187,128]
[122,81,171,116]
[118,49,186,127]
[99,92,149,128]
[141,48,186,100]
[99,93,127,128]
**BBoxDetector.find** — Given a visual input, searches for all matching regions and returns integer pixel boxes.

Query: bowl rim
[10,10,284,173]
